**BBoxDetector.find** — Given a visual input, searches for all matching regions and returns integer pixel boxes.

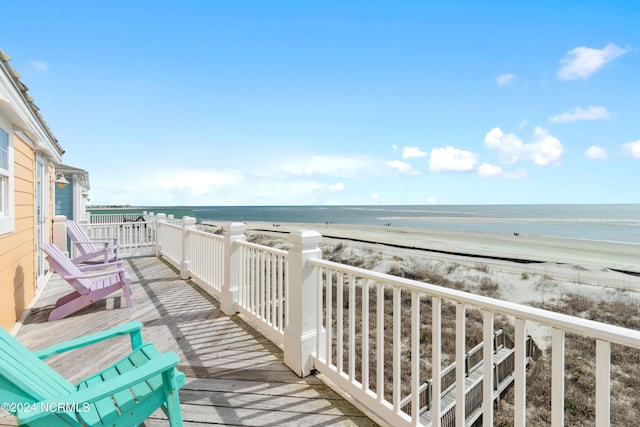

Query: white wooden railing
[236,239,289,346]
[53,214,640,427]
[156,221,183,267]
[187,228,225,297]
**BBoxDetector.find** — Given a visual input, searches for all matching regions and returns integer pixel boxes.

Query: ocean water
[98,204,640,244]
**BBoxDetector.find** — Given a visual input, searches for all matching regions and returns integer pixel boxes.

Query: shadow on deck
[4,256,377,426]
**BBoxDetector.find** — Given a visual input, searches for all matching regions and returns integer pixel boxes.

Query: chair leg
[122,283,133,307]
[49,285,123,321]
[162,370,184,427]
[55,290,83,307]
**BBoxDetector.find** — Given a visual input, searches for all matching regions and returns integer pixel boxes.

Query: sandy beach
[244,221,640,272]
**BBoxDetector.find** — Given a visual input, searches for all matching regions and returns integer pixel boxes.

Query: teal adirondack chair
[0,321,184,426]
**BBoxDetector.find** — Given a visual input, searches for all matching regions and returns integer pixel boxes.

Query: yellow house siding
[0,134,35,330]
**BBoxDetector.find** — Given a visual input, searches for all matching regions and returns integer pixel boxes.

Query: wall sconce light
[55,173,70,189]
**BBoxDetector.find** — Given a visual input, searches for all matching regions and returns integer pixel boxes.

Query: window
[0,126,13,234]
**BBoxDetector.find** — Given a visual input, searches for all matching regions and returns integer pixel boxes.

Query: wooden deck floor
[3,256,378,426]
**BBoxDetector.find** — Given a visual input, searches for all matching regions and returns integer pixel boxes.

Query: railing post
[284,230,322,377]
[221,222,246,315]
[52,215,68,254]
[155,213,166,257]
[180,216,197,280]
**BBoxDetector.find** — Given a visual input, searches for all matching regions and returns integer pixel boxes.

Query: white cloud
[387,159,419,175]
[402,146,427,158]
[549,106,610,123]
[391,145,398,152]
[484,127,564,166]
[282,154,417,178]
[623,140,640,159]
[429,146,478,172]
[529,127,564,165]
[153,170,244,196]
[496,73,517,86]
[282,155,372,177]
[425,197,436,203]
[328,182,344,192]
[484,127,525,164]
[557,43,627,80]
[30,60,50,72]
[477,163,526,179]
[518,120,528,129]
[585,145,608,160]
[477,163,503,177]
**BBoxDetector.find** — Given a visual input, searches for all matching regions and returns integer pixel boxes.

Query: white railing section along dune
[51,213,640,427]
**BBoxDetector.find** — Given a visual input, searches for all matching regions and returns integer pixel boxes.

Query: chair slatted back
[0,328,74,405]
[66,220,97,256]
[41,243,92,294]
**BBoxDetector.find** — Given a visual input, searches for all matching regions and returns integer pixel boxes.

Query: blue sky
[3,1,639,206]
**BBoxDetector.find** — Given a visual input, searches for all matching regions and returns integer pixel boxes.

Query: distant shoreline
[89,204,640,244]
[240,221,640,273]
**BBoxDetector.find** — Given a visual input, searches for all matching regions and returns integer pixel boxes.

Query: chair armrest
[77,260,124,271]
[74,239,119,249]
[64,268,127,280]
[34,321,143,359]
[17,353,180,425]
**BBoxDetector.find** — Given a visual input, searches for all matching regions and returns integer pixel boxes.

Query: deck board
[2,256,377,426]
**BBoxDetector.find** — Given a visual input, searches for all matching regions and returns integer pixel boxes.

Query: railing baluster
[411,291,420,425]
[514,318,527,427]
[326,268,333,367]
[259,251,264,319]
[456,302,466,427]
[362,280,370,392]
[432,296,442,427]
[317,265,324,364]
[337,272,344,374]
[266,252,271,326]
[349,273,356,383]
[482,310,494,427]
[595,339,611,426]
[551,328,565,427]
[376,281,384,403]
[393,287,401,413]
[251,248,256,314]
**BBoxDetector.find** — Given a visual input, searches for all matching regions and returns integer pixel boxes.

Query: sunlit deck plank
[3,256,377,426]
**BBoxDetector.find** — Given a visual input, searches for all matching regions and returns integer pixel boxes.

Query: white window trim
[0,116,15,235]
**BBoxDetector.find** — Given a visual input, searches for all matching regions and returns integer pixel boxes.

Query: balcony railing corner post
[180,216,197,280]
[284,229,323,377]
[221,222,246,315]
[154,213,167,257]
[52,214,68,254]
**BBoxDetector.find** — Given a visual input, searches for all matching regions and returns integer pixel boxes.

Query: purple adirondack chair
[66,219,119,265]
[40,243,133,321]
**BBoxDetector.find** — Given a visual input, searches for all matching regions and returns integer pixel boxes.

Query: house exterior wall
[1,48,63,331]
[55,175,73,219]
[48,164,55,238]
[0,134,35,330]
